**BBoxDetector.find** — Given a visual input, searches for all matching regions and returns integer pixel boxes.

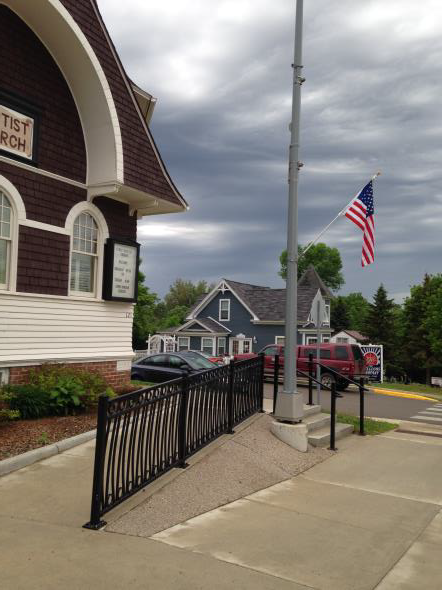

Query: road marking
[372,388,437,402]
[410,415,442,423]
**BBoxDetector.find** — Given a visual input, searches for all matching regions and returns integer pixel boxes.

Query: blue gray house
[161,266,333,356]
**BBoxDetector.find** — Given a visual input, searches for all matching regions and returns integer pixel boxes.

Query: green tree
[132,270,161,349]
[330,296,351,333]
[343,292,370,333]
[401,274,442,384]
[363,284,398,366]
[164,279,211,310]
[279,243,344,290]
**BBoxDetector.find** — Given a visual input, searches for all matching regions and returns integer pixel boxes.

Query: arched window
[0,191,12,290]
[70,212,99,295]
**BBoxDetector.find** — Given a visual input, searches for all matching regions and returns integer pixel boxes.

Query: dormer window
[219,298,230,321]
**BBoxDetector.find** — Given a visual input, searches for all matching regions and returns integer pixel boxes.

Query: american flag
[344,181,375,267]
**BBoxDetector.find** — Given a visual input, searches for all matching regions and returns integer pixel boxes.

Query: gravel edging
[0,428,96,477]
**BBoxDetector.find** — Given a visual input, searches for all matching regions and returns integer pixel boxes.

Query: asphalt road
[264,382,442,426]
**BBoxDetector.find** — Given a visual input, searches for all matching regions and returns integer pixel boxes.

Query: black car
[131,351,217,383]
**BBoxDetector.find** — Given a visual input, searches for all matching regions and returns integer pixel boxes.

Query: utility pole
[274,0,304,423]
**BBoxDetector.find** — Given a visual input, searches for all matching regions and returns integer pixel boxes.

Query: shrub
[0,408,20,422]
[4,385,51,419]
[0,390,21,422]
[28,364,115,408]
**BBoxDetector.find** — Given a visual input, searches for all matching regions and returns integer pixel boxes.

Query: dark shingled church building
[0,0,186,387]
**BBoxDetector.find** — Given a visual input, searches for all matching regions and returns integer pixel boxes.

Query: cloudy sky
[98,0,442,302]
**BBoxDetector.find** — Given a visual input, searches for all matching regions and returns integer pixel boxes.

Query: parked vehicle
[188,350,225,366]
[235,343,366,389]
[131,351,217,383]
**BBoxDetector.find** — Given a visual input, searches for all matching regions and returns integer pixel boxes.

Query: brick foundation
[9,360,131,391]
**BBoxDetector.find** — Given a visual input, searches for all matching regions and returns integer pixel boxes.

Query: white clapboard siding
[0,293,134,365]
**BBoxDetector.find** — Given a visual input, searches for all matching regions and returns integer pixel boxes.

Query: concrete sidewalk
[1,421,442,589]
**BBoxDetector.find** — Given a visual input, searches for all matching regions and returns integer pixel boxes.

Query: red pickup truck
[235,343,366,389]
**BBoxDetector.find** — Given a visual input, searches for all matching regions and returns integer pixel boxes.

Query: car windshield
[180,351,216,369]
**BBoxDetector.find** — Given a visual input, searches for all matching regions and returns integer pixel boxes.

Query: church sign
[0,91,39,164]
[103,239,140,303]
[0,104,34,160]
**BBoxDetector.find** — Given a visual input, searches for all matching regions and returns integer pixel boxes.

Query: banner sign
[360,344,383,382]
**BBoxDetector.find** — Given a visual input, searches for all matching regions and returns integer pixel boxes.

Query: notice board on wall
[103,239,140,303]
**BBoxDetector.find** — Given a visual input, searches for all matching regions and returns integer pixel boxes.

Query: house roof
[186,266,332,324]
[334,330,369,342]
[226,266,332,323]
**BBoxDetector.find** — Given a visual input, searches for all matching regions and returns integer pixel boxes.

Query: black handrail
[272,355,366,447]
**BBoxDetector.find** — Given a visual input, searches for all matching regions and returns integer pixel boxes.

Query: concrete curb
[0,428,96,477]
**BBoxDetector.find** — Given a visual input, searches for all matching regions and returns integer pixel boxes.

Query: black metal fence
[84,355,264,529]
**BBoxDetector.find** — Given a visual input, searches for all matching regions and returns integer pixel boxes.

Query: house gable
[188,280,259,321]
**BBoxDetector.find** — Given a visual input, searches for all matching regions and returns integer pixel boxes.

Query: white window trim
[217,337,227,355]
[306,336,317,345]
[177,336,190,351]
[65,202,109,300]
[324,303,330,325]
[219,298,230,322]
[275,336,285,346]
[201,337,215,355]
[0,176,26,293]
[229,337,253,355]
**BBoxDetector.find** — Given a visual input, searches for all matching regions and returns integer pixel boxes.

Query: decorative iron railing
[84,355,264,529]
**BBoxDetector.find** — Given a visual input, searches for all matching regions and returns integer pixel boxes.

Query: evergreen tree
[363,284,397,364]
[331,296,351,333]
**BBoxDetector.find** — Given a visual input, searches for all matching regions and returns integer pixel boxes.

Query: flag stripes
[344,181,375,267]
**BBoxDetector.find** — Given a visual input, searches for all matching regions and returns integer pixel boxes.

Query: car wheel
[321,373,335,389]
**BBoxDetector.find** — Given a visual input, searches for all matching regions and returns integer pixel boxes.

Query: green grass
[371,382,442,400]
[337,413,398,435]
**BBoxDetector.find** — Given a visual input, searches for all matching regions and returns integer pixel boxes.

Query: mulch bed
[0,411,98,461]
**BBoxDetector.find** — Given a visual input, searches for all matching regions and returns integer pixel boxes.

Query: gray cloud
[99,0,442,301]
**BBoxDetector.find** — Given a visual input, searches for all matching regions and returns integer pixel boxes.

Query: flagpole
[274,0,305,423]
[299,171,381,259]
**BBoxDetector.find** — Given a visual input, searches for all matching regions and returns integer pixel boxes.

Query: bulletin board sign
[360,344,383,383]
[0,90,40,165]
[103,239,140,302]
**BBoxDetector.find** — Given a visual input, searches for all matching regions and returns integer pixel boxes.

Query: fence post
[329,383,337,451]
[359,377,365,436]
[178,372,189,468]
[227,360,235,434]
[83,394,109,530]
[308,353,314,405]
[273,354,280,414]
[259,352,265,413]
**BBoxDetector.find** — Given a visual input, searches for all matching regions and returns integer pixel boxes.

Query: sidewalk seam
[371,506,442,589]
[300,475,442,506]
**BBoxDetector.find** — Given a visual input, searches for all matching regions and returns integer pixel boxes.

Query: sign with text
[360,344,383,382]
[0,104,34,160]
[103,239,140,302]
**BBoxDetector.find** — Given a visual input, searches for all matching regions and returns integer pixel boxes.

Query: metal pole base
[83,520,107,531]
[273,391,304,423]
